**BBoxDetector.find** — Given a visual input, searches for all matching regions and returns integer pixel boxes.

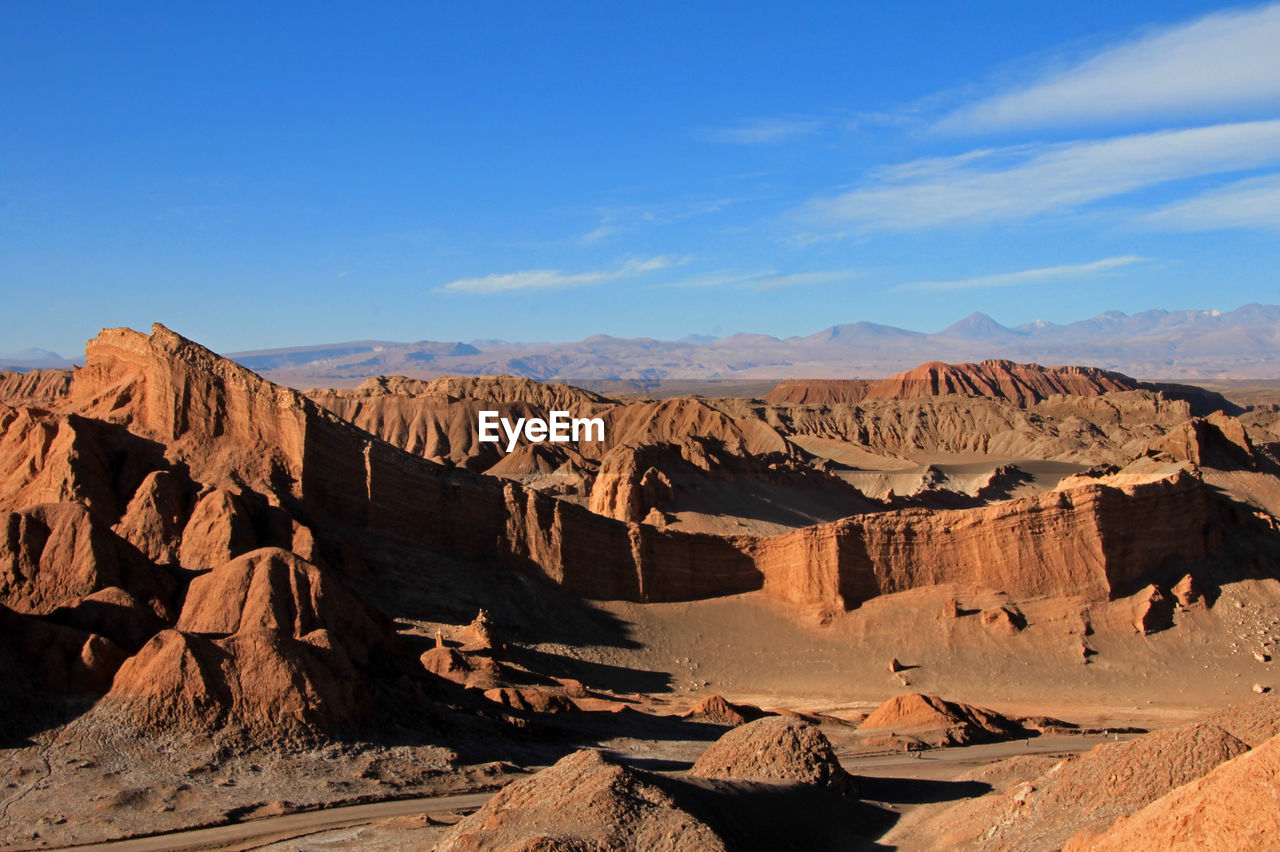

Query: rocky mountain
[202,303,1280,387]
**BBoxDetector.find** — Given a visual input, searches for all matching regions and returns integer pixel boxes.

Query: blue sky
[3,1,1280,356]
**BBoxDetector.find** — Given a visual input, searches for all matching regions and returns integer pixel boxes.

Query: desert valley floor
[2,324,1279,850]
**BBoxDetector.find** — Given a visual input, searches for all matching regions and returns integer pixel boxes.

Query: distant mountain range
[8,304,1280,386]
[0,347,75,372]
[224,304,1280,388]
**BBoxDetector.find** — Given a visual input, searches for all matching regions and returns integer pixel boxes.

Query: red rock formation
[766,360,1141,406]
[0,602,127,695]
[2,326,1256,622]
[683,694,768,727]
[689,716,852,790]
[483,686,577,713]
[44,585,167,653]
[1150,412,1257,469]
[176,548,392,658]
[335,373,611,412]
[589,445,676,522]
[0,407,124,520]
[763,379,874,405]
[1131,584,1175,634]
[113,470,192,564]
[105,548,405,741]
[0,502,176,620]
[462,609,502,654]
[750,468,1229,608]
[437,750,729,852]
[1064,732,1280,851]
[0,369,73,406]
[933,720,1252,851]
[980,605,1027,635]
[859,693,1025,746]
[176,488,257,572]
[420,646,471,680]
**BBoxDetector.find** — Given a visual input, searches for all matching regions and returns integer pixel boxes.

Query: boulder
[437,750,728,852]
[689,716,851,791]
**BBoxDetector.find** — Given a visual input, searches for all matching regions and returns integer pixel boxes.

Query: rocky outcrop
[1149,412,1257,469]
[1172,573,1206,608]
[763,379,874,405]
[683,694,769,727]
[105,627,377,743]
[0,602,127,696]
[0,502,176,619]
[964,721,1251,851]
[0,407,127,521]
[858,693,1026,747]
[766,360,1142,406]
[720,390,1196,464]
[0,369,72,406]
[437,749,729,852]
[980,605,1027,635]
[1064,732,1280,851]
[1131,584,1175,634]
[589,445,676,523]
[176,488,257,573]
[599,397,793,460]
[1203,694,1280,747]
[176,548,392,657]
[689,717,852,790]
[104,548,407,741]
[113,470,192,564]
[483,686,577,714]
[332,373,612,412]
[44,585,168,653]
[419,646,471,680]
[749,468,1229,608]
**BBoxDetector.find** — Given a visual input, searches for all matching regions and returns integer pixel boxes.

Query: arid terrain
[2,324,1280,850]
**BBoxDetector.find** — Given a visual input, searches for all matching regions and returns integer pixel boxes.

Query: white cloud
[656,268,857,290]
[578,224,622,244]
[895,255,1150,292]
[753,270,858,291]
[439,256,680,294]
[809,120,1280,229]
[656,270,767,289]
[940,3,1280,131]
[1142,172,1280,230]
[703,116,824,144]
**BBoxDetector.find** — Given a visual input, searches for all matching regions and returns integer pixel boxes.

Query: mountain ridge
[9,304,1280,383]
[216,302,1280,386]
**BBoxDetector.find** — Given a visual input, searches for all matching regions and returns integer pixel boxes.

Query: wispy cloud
[578,224,622,244]
[753,270,858,290]
[656,270,764,289]
[439,256,681,294]
[808,120,1280,229]
[657,268,857,291]
[939,3,1280,131]
[703,116,824,145]
[1142,172,1280,231]
[894,255,1150,292]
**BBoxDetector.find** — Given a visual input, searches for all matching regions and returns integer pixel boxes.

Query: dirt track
[52,791,495,852]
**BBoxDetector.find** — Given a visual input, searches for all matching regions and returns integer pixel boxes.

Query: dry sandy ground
[564,580,1280,717]
[20,576,1276,851]
[52,733,1133,852]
